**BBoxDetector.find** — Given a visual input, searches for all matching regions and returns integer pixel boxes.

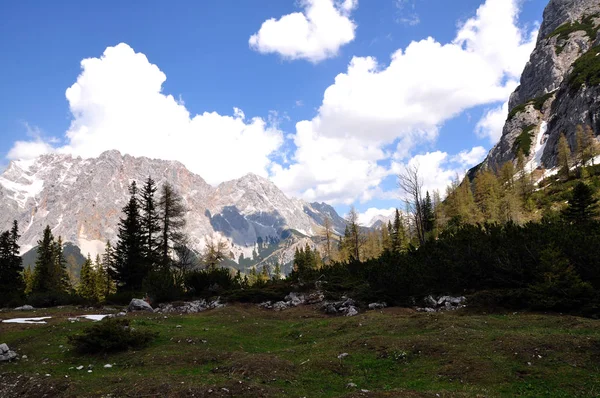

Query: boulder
[127,299,153,312]
[14,305,34,311]
[0,343,17,362]
[345,306,359,317]
[368,302,387,310]
[423,295,437,307]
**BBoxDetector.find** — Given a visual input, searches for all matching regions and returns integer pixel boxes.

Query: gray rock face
[0,151,345,272]
[484,0,600,172]
[127,299,153,312]
[0,343,17,362]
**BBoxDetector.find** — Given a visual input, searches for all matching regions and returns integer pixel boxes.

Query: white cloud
[391,148,483,199]
[249,0,358,63]
[8,43,283,185]
[453,146,488,167]
[272,0,537,204]
[357,207,396,226]
[476,101,508,143]
[7,140,54,160]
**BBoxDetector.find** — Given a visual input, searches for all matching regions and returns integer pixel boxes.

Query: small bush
[185,267,237,296]
[27,291,79,307]
[69,319,158,354]
[143,268,183,304]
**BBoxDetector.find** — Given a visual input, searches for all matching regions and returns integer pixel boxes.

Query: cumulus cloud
[357,207,396,226]
[476,101,509,143]
[249,0,358,63]
[7,140,54,161]
[395,0,420,26]
[8,43,283,185]
[391,147,485,200]
[452,146,488,168]
[272,0,537,204]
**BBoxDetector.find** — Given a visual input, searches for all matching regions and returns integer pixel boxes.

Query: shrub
[68,319,158,354]
[184,267,237,296]
[143,268,183,304]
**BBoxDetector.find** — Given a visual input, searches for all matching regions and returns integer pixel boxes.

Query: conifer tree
[158,183,186,268]
[474,169,500,223]
[557,133,571,181]
[391,209,406,253]
[563,182,599,224]
[79,254,97,302]
[381,223,392,253]
[22,266,33,295]
[422,191,435,234]
[52,237,71,292]
[140,176,161,269]
[322,216,334,263]
[272,263,282,281]
[0,221,24,302]
[584,125,599,168]
[114,182,145,291]
[345,207,362,261]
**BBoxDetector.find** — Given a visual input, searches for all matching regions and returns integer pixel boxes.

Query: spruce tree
[79,254,97,302]
[140,176,161,269]
[158,183,186,268]
[115,182,145,291]
[392,209,406,253]
[273,263,281,280]
[32,226,56,293]
[0,221,24,303]
[422,191,435,234]
[562,182,599,224]
[52,237,71,292]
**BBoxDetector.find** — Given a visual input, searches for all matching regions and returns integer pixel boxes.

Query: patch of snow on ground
[3,317,51,324]
[78,315,110,321]
[527,121,548,171]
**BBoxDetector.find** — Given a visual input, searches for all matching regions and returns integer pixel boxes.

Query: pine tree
[557,133,571,181]
[158,183,186,268]
[391,209,406,253]
[422,191,435,234]
[562,182,599,224]
[0,221,24,303]
[32,226,56,293]
[114,182,145,291]
[52,237,71,292]
[22,266,33,295]
[273,263,282,280]
[140,176,161,269]
[381,223,392,253]
[576,125,587,170]
[79,254,97,302]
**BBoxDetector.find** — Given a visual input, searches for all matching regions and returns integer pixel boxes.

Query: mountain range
[0,150,347,272]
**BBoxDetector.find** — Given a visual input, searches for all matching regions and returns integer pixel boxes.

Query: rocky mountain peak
[0,151,345,270]
[482,0,600,173]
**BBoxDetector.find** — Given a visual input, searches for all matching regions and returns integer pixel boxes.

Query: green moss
[547,14,600,44]
[514,124,537,156]
[506,92,554,122]
[568,46,600,92]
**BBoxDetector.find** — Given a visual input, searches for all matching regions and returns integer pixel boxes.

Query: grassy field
[1,304,600,397]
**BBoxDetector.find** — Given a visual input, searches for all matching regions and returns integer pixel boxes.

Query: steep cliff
[483,0,600,172]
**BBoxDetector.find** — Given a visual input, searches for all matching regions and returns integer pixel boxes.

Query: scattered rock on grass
[0,343,17,362]
[127,299,153,312]
[368,302,387,310]
[416,295,466,312]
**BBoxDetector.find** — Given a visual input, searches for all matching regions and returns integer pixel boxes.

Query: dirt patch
[0,372,70,398]
[211,352,296,380]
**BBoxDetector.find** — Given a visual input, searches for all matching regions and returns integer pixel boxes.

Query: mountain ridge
[0,150,346,270]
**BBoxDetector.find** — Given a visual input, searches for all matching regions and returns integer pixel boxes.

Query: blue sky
[0,0,546,222]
